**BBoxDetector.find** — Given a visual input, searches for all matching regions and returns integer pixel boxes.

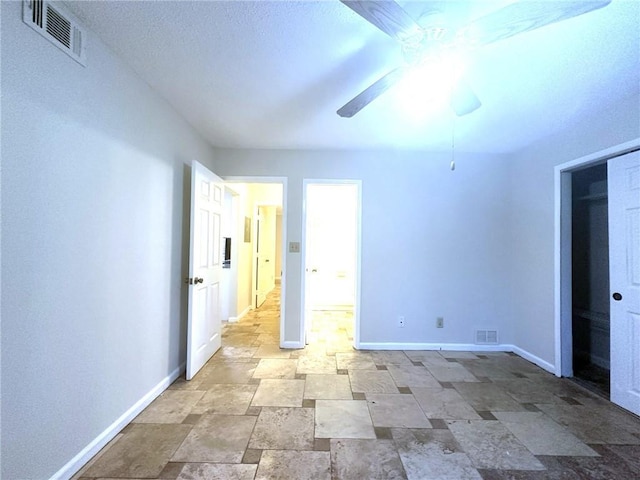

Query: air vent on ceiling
[22,0,86,66]
[475,329,498,345]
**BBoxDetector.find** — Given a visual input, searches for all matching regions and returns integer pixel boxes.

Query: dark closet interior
[571,163,610,397]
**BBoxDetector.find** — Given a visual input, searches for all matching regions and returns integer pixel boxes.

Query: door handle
[612,292,622,301]
[194,277,204,284]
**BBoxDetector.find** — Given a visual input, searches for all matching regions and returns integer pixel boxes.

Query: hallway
[74,288,640,479]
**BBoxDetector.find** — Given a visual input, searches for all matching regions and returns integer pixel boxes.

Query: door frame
[223,176,287,347]
[301,179,363,349]
[554,138,640,377]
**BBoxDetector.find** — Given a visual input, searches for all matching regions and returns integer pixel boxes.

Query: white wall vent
[22,0,87,66]
[475,329,498,345]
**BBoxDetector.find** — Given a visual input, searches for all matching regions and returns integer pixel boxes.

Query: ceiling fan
[337,0,611,118]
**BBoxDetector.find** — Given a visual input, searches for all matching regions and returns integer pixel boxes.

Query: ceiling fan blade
[337,67,406,118]
[463,1,611,47]
[340,0,421,42]
[450,78,481,117]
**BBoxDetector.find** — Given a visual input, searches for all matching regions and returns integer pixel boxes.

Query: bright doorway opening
[302,181,361,349]
[220,179,285,347]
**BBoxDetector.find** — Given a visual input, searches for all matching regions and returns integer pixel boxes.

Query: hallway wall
[1,3,216,478]
[211,150,515,350]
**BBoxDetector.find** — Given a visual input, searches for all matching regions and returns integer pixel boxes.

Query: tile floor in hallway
[75,287,640,479]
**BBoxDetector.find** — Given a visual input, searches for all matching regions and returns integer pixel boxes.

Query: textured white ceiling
[66,1,639,153]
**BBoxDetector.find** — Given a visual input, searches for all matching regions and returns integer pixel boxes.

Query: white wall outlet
[398,316,405,328]
[436,317,444,328]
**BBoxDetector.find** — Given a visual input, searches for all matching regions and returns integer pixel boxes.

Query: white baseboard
[51,363,185,480]
[509,345,555,374]
[357,342,556,374]
[281,340,304,349]
[229,305,252,323]
[358,342,512,352]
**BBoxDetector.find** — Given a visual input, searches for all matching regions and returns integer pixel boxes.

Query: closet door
[609,150,640,415]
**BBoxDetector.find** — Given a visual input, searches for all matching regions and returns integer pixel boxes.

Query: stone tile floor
[75,287,640,479]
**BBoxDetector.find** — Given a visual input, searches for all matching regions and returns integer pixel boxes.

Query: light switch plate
[289,242,300,253]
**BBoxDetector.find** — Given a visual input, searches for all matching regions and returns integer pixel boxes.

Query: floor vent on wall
[22,0,87,66]
[475,329,498,345]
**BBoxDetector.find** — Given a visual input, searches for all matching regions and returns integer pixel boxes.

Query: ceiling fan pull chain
[450,115,456,171]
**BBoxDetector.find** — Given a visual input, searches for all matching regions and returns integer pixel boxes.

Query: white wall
[1,2,216,478]
[212,149,515,348]
[508,92,640,366]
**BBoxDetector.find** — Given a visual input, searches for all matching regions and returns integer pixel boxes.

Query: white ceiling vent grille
[22,0,86,66]
[475,329,498,345]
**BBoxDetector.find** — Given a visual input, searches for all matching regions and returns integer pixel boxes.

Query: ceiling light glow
[396,51,466,118]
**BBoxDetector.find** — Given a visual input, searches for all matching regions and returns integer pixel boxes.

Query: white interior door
[254,206,276,308]
[186,160,224,380]
[609,150,640,414]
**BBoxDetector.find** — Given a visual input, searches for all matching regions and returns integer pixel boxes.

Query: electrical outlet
[436,317,444,328]
[398,316,405,328]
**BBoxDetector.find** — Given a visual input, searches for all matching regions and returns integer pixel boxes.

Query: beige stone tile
[304,374,352,400]
[452,382,527,412]
[191,384,257,415]
[458,360,518,380]
[409,352,450,368]
[393,428,481,480]
[253,358,298,379]
[256,333,280,344]
[493,378,569,404]
[255,450,330,480]
[296,355,337,374]
[439,351,480,360]
[493,411,599,456]
[411,387,482,420]
[330,439,407,479]
[370,351,412,365]
[448,420,545,470]
[315,400,376,439]
[387,365,440,388]
[249,407,315,450]
[171,414,256,463]
[199,362,257,385]
[536,403,640,444]
[82,424,192,478]
[336,352,376,370]
[176,463,257,480]
[251,379,305,407]
[71,434,124,479]
[253,344,291,358]
[168,376,205,391]
[424,363,479,382]
[213,346,259,359]
[366,394,431,428]
[298,342,327,356]
[223,333,260,347]
[133,390,205,424]
[349,370,399,393]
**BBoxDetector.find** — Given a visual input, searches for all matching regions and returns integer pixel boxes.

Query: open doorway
[302,181,361,350]
[570,163,610,397]
[220,179,286,348]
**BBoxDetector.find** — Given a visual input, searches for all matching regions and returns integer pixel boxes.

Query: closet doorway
[571,164,610,396]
